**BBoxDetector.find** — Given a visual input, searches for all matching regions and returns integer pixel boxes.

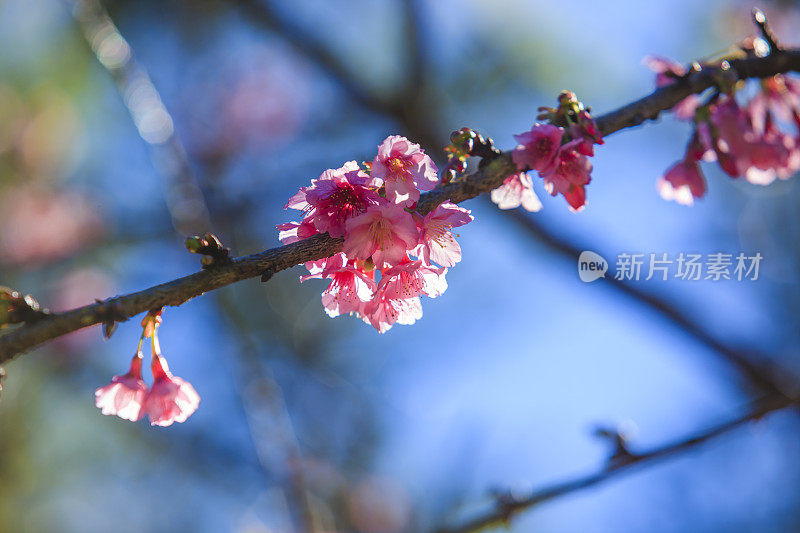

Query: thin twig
[752,7,780,53]
[436,394,797,533]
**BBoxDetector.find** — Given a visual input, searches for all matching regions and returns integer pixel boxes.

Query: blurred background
[1,0,800,531]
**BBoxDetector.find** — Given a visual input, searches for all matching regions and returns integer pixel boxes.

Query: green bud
[185,236,205,253]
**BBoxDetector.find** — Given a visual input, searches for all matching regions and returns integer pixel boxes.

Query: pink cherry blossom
[300,253,377,317]
[709,98,754,175]
[491,172,542,213]
[370,135,439,205]
[94,353,148,422]
[642,55,700,120]
[416,202,473,267]
[575,110,604,145]
[361,294,423,333]
[657,158,707,205]
[276,219,318,244]
[376,258,448,299]
[704,96,797,182]
[343,203,420,268]
[749,76,800,126]
[567,111,604,157]
[540,140,592,211]
[511,124,563,174]
[142,354,200,427]
[744,116,796,184]
[286,161,381,237]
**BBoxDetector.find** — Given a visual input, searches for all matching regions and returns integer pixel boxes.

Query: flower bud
[185,236,206,253]
[203,232,223,250]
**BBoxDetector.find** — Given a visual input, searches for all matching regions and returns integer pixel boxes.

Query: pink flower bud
[142,354,200,427]
[94,353,148,422]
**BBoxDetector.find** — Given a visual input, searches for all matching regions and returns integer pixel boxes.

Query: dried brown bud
[203,232,223,250]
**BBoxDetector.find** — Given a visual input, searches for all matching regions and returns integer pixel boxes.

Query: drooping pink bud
[94,352,148,422]
[142,354,200,427]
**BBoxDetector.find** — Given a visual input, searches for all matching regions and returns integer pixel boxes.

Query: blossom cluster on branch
[278,136,473,333]
[650,56,800,204]
[491,91,604,212]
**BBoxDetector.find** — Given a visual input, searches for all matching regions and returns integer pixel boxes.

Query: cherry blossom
[376,258,448,300]
[415,202,473,267]
[361,294,424,334]
[142,353,200,427]
[541,140,593,211]
[657,129,709,205]
[343,203,420,268]
[490,172,543,213]
[94,352,148,422]
[301,253,377,317]
[276,219,318,244]
[749,75,800,125]
[657,157,707,205]
[286,161,381,237]
[511,124,563,174]
[370,135,438,205]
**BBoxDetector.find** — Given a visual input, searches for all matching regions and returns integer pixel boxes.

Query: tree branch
[2,49,800,363]
[436,393,798,533]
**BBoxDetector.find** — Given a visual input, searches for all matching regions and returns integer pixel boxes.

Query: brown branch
[3,48,800,363]
[436,394,798,533]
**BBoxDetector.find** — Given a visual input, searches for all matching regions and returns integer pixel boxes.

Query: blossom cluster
[94,313,199,426]
[491,92,604,212]
[647,57,800,204]
[279,135,473,333]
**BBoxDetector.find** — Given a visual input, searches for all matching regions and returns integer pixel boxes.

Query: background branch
[437,393,798,533]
